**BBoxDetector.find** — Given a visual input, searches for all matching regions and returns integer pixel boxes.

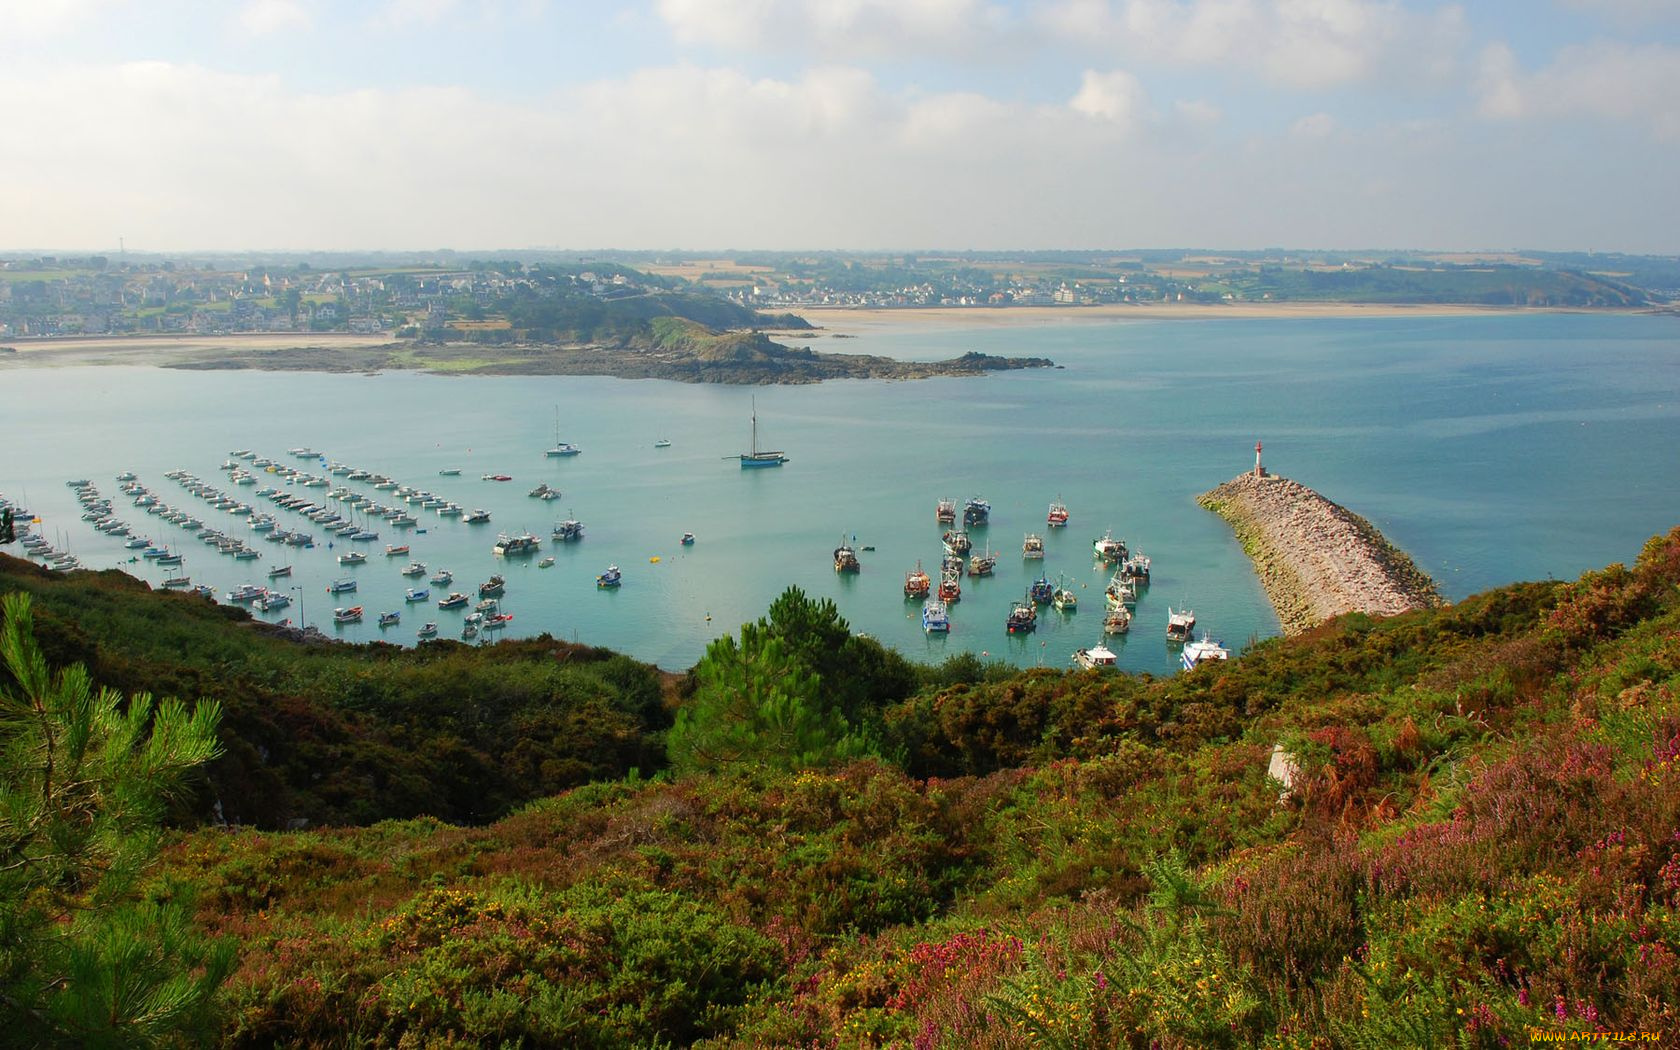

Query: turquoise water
[3,311,1678,674]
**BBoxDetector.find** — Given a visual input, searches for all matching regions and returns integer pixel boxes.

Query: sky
[1,0,1677,254]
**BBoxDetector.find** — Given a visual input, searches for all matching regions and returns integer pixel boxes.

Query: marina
[3,311,1678,675]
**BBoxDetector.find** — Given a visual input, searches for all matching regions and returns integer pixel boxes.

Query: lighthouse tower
[1253,440,1265,478]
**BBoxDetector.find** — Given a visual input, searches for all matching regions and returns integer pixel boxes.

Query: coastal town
[3,248,1667,340]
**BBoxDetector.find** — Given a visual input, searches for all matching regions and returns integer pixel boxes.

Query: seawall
[1197,471,1444,636]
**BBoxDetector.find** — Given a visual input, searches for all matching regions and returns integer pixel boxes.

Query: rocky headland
[1198,470,1443,635]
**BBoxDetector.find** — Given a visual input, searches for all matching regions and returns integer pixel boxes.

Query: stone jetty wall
[1197,472,1444,635]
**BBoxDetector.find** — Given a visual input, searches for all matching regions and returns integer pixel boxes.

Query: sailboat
[545,406,581,457]
[738,398,788,468]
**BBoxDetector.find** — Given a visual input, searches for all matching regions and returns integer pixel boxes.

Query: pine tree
[0,592,233,1047]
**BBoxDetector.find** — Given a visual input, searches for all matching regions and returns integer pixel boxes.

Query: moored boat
[935,498,957,525]
[338,551,367,565]
[922,599,950,633]
[267,564,292,578]
[967,547,996,577]
[493,532,541,556]
[1047,498,1069,527]
[478,575,506,597]
[1053,583,1078,611]
[438,592,469,609]
[833,540,860,573]
[1166,607,1196,643]
[1094,530,1128,562]
[327,578,357,594]
[1006,599,1037,634]
[962,497,991,526]
[401,562,427,577]
[429,570,453,586]
[378,611,400,627]
[538,556,555,568]
[596,565,622,588]
[333,606,363,624]
[1103,606,1132,635]
[417,622,439,639]
[681,532,695,546]
[1029,576,1055,604]
[904,562,931,599]
[1073,642,1118,670]
[942,530,972,556]
[1023,533,1044,559]
[552,517,584,541]
[405,587,430,603]
[1181,635,1230,671]
[738,399,788,468]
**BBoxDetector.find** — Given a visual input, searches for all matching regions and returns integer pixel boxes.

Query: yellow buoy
[649,556,661,563]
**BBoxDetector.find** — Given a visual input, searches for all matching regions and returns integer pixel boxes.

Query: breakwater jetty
[1198,455,1443,635]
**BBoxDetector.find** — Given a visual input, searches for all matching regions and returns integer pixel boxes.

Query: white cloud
[1070,69,1150,128]
[1290,111,1337,137]
[1,56,1675,253]
[237,0,312,35]
[1041,0,1471,89]
[1476,39,1680,139]
[1559,0,1680,23]
[655,0,1018,61]
[369,0,459,31]
[0,0,122,38]
[1173,98,1223,125]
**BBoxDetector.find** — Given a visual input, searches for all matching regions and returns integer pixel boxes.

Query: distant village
[0,254,1215,340]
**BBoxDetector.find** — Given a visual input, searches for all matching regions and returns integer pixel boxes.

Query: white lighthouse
[1254,440,1264,478]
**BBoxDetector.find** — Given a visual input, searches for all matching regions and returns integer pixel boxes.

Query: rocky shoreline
[1198,471,1443,635]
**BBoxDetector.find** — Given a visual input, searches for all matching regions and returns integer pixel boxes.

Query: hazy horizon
[4,1,1678,255]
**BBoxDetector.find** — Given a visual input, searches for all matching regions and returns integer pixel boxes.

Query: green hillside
[2,527,1678,1046]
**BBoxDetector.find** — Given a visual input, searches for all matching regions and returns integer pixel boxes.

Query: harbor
[1197,444,1444,635]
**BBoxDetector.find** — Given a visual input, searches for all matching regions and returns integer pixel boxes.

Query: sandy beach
[781,301,1587,337]
[0,333,398,368]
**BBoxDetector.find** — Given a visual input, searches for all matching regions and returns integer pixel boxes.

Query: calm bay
[3,309,1678,675]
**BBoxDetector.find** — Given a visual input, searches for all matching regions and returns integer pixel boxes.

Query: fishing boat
[904,562,931,599]
[405,587,430,603]
[938,569,962,603]
[552,517,584,541]
[1166,607,1197,643]
[737,399,788,468]
[538,556,555,568]
[464,509,492,524]
[378,611,400,628]
[1029,576,1055,604]
[962,497,991,526]
[922,598,950,633]
[417,622,439,639]
[1181,635,1231,671]
[935,498,957,525]
[1053,583,1079,611]
[327,578,357,594]
[1048,497,1070,528]
[967,546,996,577]
[156,552,183,566]
[596,565,622,588]
[385,544,409,557]
[654,439,672,448]
[1103,606,1132,635]
[401,562,426,577]
[439,468,461,477]
[479,574,506,597]
[438,592,469,609]
[1093,530,1128,562]
[429,569,453,586]
[483,613,512,630]
[333,606,362,624]
[481,474,514,482]
[681,532,695,546]
[1073,642,1118,670]
[255,592,290,612]
[528,482,556,498]
[942,530,972,556]
[493,532,540,556]
[1022,533,1044,559]
[161,573,192,589]
[338,551,367,565]
[227,584,267,603]
[546,407,583,457]
[1006,599,1037,634]
[476,597,501,615]
[1105,572,1137,609]
[461,622,479,640]
[267,565,292,578]
[1121,552,1152,583]
[833,540,861,573]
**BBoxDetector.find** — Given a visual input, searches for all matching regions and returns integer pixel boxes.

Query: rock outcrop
[1198,472,1443,635]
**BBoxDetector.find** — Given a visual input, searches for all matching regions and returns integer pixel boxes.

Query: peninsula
[1198,449,1443,634]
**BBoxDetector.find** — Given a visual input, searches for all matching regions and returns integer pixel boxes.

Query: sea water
[2,310,1677,675]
